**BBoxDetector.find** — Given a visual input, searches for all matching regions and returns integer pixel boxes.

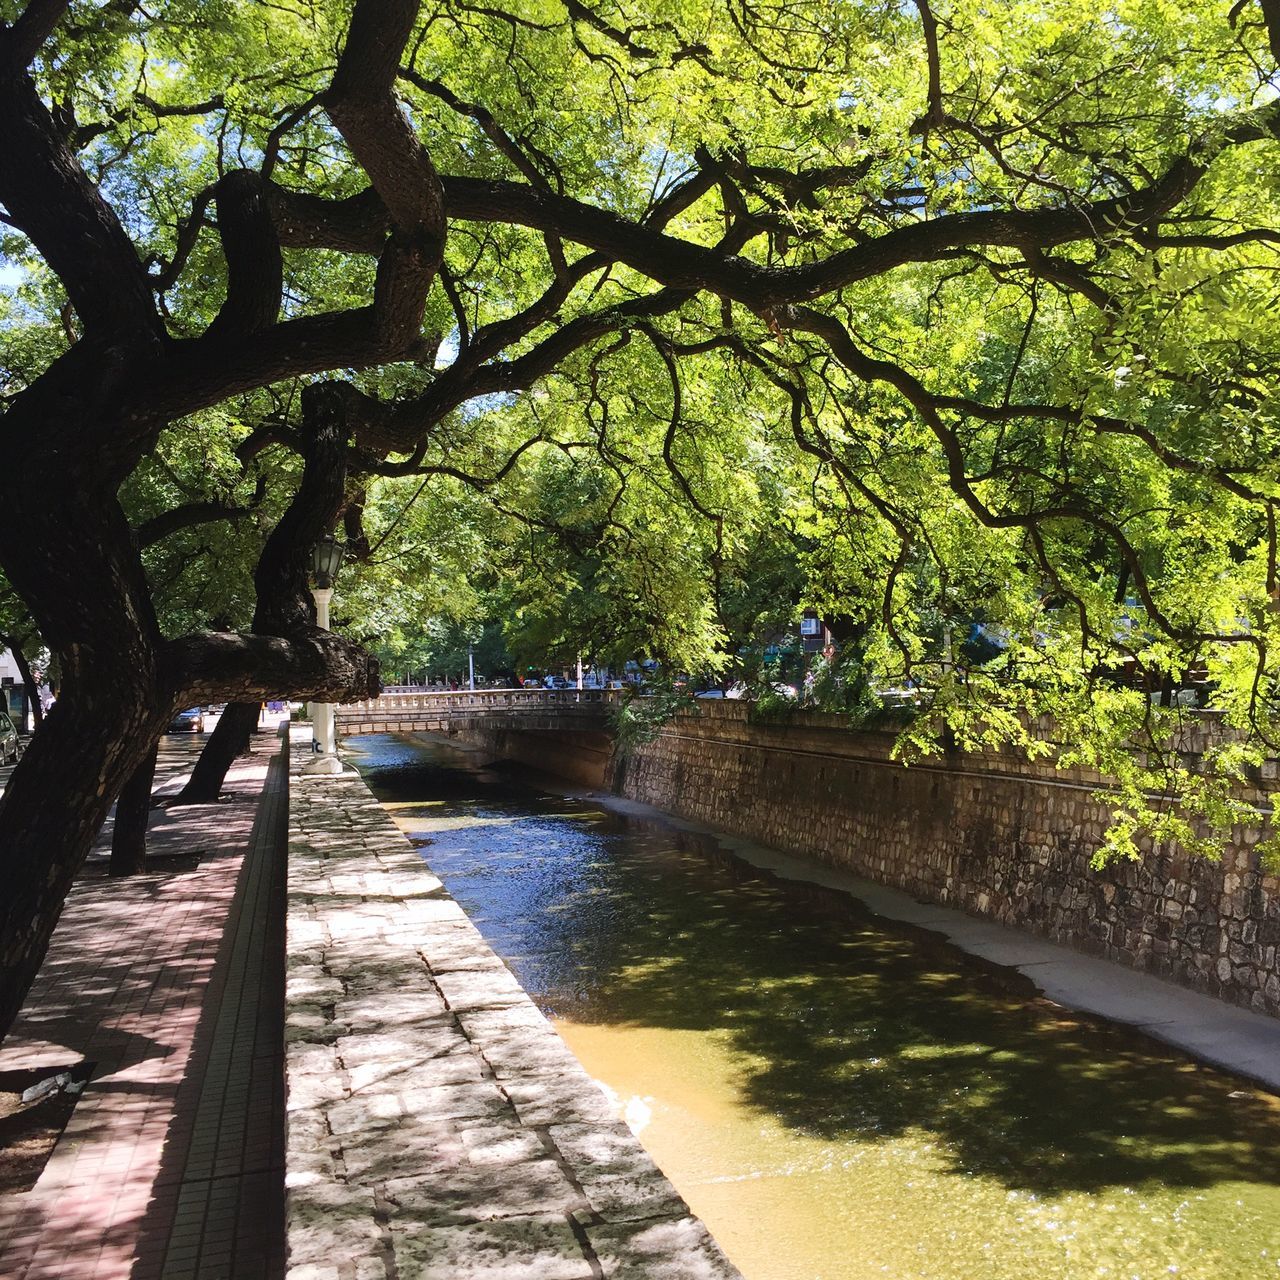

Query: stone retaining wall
[283,730,739,1280]
[601,703,1280,1019]
[443,724,614,789]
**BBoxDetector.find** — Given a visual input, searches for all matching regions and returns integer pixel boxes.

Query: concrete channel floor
[0,722,289,1280]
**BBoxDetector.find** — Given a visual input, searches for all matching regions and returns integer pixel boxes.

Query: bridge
[333,687,624,737]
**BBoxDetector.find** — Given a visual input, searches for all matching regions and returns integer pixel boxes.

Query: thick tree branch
[0,72,162,343]
[137,498,258,549]
[265,185,389,254]
[206,170,283,338]
[912,0,945,133]
[441,108,1277,308]
[366,287,693,453]
[324,0,444,354]
[256,96,1279,323]
[253,380,357,632]
[166,628,379,706]
[0,0,69,72]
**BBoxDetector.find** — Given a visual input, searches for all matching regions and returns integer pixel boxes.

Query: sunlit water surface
[349,733,1280,1280]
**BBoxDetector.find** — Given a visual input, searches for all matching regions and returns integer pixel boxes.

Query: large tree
[4,0,1280,1038]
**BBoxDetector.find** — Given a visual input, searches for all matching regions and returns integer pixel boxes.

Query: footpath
[6,716,1280,1280]
[0,726,288,1280]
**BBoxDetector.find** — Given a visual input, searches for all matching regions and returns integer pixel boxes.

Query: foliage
[609,679,700,755]
[6,0,1280,867]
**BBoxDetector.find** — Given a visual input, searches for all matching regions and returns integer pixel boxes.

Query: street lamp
[303,534,345,776]
[312,533,343,591]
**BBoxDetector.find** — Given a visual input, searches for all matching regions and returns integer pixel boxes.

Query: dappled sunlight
[355,732,1280,1280]
[0,738,285,1279]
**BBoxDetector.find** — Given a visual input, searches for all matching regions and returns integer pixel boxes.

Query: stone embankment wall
[455,702,1280,1019]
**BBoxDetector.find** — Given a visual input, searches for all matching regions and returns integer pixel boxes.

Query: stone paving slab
[284,729,742,1280]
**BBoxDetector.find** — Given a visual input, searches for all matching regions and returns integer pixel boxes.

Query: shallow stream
[350,732,1280,1280]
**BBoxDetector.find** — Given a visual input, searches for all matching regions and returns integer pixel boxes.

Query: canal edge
[412,732,1280,1098]
[575,785,1280,1097]
[281,725,744,1280]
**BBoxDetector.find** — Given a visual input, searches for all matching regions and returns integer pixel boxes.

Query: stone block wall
[601,702,1280,1018]
[444,723,614,789]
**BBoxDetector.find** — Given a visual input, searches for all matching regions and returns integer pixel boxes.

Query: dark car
[168,707,205,733]
[0,711,20,764]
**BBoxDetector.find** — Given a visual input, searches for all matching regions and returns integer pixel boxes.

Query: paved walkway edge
[283,728,742,1280]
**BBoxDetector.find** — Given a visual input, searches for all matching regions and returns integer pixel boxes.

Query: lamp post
[304,534,345,776]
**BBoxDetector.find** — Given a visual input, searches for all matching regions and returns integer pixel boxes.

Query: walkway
[0,724,289,1280]
[6,713,1280,1279]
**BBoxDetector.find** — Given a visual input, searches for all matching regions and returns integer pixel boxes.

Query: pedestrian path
[13,713,1278,1280]
[0,727,288,1280]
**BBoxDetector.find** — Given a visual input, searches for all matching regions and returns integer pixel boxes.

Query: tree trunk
[169,701,258,805]
[0,482,171,1038]
[0,676,171,1039]
[0,390,377,1043]
[109,738,160,876]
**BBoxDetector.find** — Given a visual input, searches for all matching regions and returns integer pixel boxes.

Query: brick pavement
[0,725,288,1280]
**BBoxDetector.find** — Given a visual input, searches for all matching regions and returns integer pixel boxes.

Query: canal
[349,732,1280,1280]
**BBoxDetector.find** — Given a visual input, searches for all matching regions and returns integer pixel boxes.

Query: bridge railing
[340,687,624,715]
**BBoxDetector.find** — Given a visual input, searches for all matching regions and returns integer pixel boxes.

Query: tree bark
[0,0,418,1047]
[169,700,258,805]
[109,738,159,876]
[0,481,377,1041]
[0,668,171,1039]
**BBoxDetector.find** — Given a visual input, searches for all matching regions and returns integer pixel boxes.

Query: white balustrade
[334,686,622,725]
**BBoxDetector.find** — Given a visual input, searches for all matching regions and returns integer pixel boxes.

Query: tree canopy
[4,0,1280,1033]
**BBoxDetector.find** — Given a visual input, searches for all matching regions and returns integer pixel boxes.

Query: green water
[352,733,1280,1280]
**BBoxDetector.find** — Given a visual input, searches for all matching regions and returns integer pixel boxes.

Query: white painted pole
[468,644,475,691]
[303,586,342,775]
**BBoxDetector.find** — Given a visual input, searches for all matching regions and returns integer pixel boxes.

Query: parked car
[0,711,21,764]
[168,707,206,733]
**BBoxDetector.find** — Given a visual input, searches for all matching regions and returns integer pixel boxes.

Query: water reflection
[351,733,1280,1280]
